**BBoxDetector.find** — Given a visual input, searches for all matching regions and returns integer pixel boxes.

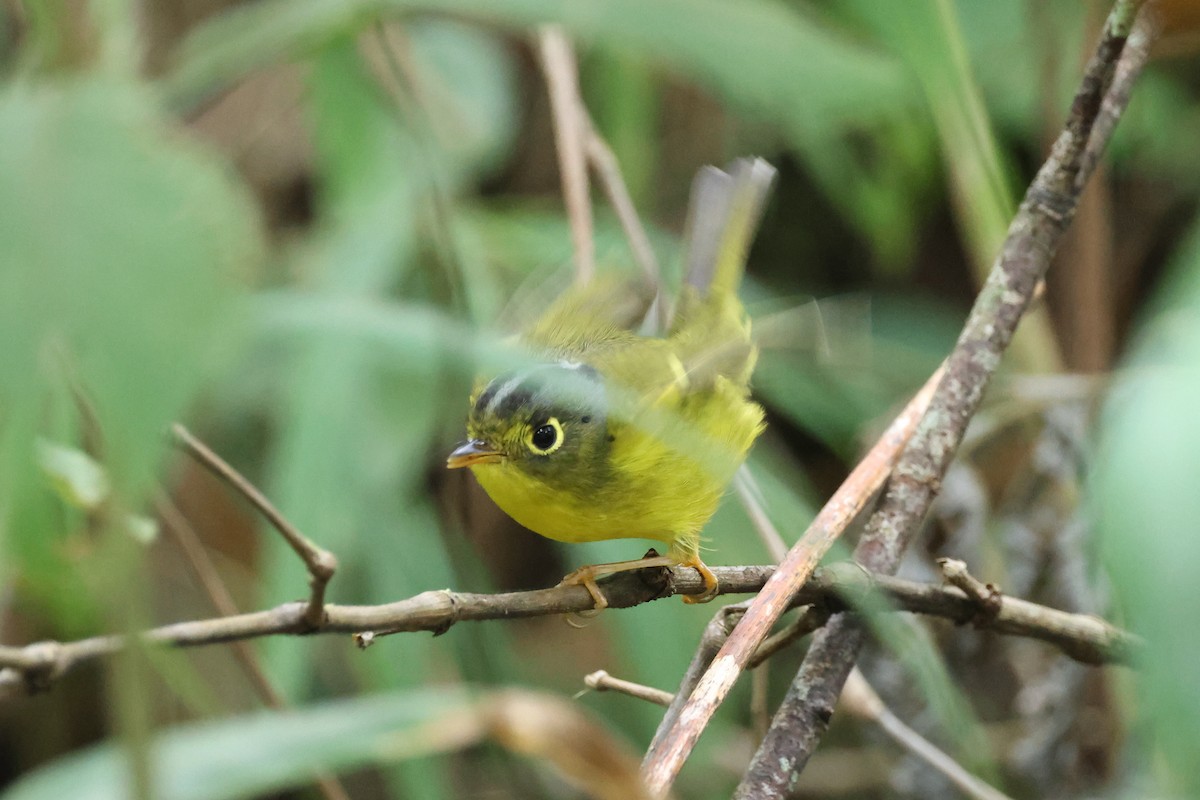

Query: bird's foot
[677,558,720,604]
[557,568,611,611]
[557,554,677,612]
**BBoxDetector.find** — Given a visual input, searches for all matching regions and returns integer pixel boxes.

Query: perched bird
[447,159,775,609]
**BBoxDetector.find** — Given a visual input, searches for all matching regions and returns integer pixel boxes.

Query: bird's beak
[446,439,504,469]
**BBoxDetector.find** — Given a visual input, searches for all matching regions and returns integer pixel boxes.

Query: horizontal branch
[0,563,1139,697]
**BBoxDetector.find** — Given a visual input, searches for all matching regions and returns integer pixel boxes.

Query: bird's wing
[522,275,653,359]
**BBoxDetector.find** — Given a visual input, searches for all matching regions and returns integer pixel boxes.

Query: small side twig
[171,424,337,630]
[750,667,771,742]
[537,25,594,285]
[938,558,1002,624]
[748,605,832,670]
[583,670,674,708]
[646,601,748,757]
[733,467,788,563]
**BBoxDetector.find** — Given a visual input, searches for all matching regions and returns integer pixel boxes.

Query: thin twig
[646,602,830,756]
[750,667,771,742]
[155,493,282,703]
[155,493,352,800]
[583,670,674,708]
[841,669,1014,800]
[0,563,1138,698]
[171,424,337,630]
[582,115,663,297]
[733,4,1152,797]
[640,365,943,790]
[733,467,788,562]
[537,25,594,285]
[747,605,832,670]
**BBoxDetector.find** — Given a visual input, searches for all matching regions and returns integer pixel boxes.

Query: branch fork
[171,424,337,630]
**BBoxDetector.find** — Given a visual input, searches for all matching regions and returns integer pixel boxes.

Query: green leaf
[2,689,469,800]
[401,19,519,178]
[37,441,110,511]
[166,0,902,118]
[1093,221,1200,795]
[831,0,1059,373]
[0,78,262,608]
[164,0,939,278]
[0,80,259,486]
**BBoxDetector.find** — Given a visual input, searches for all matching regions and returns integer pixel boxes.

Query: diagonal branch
[171,424,337,630]
[732,4,1154,797]
[640,364,943,784]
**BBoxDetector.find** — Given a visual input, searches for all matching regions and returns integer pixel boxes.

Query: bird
[447,158,775,609]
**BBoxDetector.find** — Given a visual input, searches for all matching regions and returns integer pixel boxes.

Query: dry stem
[171,424,337,629]
[584,670,674,708]
[537,25,594,285]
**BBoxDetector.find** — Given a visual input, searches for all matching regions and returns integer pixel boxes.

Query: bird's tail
[680,158,777,301]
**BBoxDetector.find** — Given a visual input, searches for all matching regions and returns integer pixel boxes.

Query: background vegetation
[1,0,1199,797]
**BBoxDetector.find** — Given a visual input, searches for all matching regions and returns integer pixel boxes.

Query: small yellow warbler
[448,159,775,608]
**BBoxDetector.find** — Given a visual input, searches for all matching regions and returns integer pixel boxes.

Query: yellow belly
[470,378,763,558]
[470,456,707,547]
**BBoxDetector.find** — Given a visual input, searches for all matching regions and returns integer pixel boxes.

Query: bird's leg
[676,556,720,604]
[557,555,676,611]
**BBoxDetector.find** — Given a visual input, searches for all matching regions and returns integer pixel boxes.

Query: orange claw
[557,555,676,611]
[678,558,719,604]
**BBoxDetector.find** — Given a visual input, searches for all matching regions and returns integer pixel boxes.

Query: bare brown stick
[582,116,662,289]
[171,424,337,629]
[0,563,1137,698]
[841,669,1014,800]
[733,4,1152,797]
[640,365,942,790]
[155,493,352,800]
[537,25,594,285]
[584,670,674,708]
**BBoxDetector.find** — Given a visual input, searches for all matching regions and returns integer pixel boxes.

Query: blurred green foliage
[2,0,1199,798]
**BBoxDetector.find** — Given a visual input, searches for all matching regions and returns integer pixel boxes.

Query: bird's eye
[528,417,563,455]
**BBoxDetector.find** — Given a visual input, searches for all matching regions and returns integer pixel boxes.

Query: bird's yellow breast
[470,375,762,552]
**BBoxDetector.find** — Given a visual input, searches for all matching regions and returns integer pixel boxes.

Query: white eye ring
[528,417,564,455]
